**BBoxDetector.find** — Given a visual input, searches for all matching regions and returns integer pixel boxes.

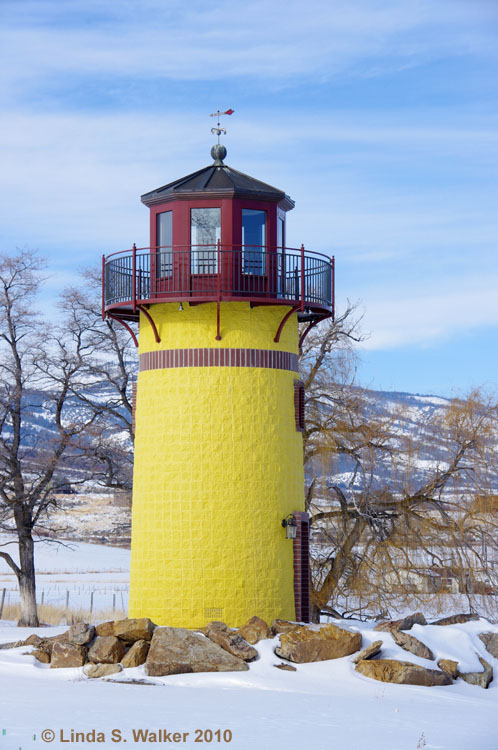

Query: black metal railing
[103,244,334,314]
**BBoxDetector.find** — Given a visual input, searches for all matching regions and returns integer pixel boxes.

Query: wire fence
[0,584,129,619]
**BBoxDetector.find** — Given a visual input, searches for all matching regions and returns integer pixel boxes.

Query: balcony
[102,244,334,323]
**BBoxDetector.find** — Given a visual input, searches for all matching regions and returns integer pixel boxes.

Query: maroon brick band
[139,348,299,373]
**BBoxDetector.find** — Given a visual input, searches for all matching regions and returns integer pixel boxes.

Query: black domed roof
[141,158,294,211]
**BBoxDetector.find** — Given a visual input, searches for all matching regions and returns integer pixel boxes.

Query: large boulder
[237,616,271,645]
[121,640,150,668]
[431,613,479,626]
[275,624,361,663]
[50,642,86,669]
[459,656,493,689]
[84,663,123,679]
[88,636,126,664]
[391,629,434,660]
[374,613,427,632]
[95,621,115,637]
[202,622,258,661]
[114,618,156,643]
[352,640,383,664]
[478,633,498,658]
[65,623,95,646]
[271,619,302,635]
[145,627,249,676]
[356,659,452,686]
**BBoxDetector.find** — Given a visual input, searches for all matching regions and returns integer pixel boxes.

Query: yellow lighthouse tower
[103,129,334,629]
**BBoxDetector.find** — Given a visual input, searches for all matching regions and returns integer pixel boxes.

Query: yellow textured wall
[129,302,304,628]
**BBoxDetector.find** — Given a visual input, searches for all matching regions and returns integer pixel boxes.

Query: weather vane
[210,109,234,143]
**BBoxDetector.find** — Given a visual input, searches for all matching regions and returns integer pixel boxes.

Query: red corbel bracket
[298,312,333,350]
[107,313,139,348]
[137,305,161,343]
[274,305,300,343]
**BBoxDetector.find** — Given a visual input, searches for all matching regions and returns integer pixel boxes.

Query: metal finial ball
[211,144,227,164]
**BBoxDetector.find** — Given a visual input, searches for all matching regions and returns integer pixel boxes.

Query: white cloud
[0,0,496,103]
[356,273,498,351]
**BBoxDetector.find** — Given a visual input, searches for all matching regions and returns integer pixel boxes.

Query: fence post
[0,588,5,619]
[41,591,44,606]
[65,590,70,610]
[112,593,116,613]
[90,591,94,614]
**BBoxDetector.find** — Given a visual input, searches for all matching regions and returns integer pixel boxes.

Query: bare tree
[300,311,498,621]
[60,266,136,490]
[0,250,97,626]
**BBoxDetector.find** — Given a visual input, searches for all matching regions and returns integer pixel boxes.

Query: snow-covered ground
[1,539,498,749]
[1,618,498,749]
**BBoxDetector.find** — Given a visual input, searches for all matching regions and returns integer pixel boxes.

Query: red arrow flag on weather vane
[210,109,235,142]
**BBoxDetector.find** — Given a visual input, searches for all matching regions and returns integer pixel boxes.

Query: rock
[478,633,498,658]
[19,632,64,657]
[391,629,434,660]
[438,659,459,678]
[50,642,86,669]
[275,624,362,663]
[274,663,297,671]
[202,622,258,661]
[459,656,493,689]
[103,677,158,686]
[374,613,427,632]
[121,640,150,668]
[431,613,479,626]
[95,621,115,637]
[88,636,126,664]
[24,634,43,647]
[145,627,249,676]
[355,659,452,686]
[114,618,156,643]
[31,648,51,664]
[0,640,24,650]
[198,621,227,635]
[65,622,95,646]
[237,616,271,645]
[271,619,302,635]
[84,663,123,679]
[352,640,383,664]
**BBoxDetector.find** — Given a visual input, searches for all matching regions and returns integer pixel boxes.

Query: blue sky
[1,0,497,396]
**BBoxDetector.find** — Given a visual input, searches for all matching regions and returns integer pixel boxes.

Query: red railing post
[217,239,222,300]
[332,255,335,320]
[216,239,222,340]
[132,243,137,313]
[101,254,106,320]
[300,244,305,312]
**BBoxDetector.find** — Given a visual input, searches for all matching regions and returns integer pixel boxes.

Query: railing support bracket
[107,313,139,348]
[137,305,161,343]
[274,305,300,343]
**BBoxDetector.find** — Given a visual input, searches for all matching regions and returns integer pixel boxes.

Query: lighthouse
[102,123,334,629]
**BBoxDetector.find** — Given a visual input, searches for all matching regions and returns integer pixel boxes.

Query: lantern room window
[191,208,220,274]
[157,210,172,277]
[242,209,266,275]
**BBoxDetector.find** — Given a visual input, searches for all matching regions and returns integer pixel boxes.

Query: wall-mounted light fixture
[281,514,297,540]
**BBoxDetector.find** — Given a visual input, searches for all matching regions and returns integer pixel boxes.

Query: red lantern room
[103,143,334,345]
